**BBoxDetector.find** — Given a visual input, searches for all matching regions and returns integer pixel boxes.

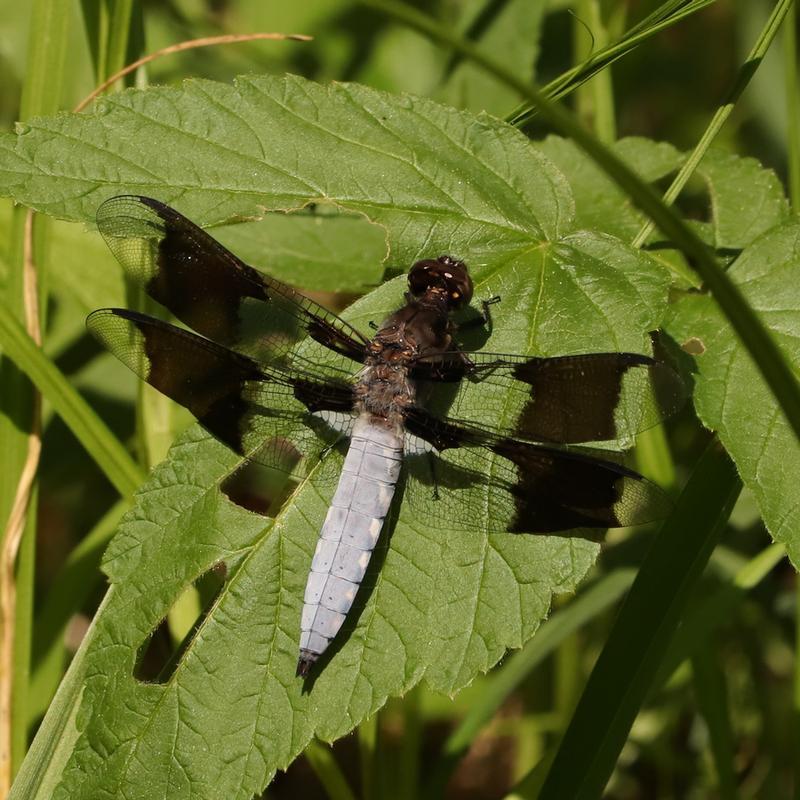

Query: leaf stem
[507,0,716,126]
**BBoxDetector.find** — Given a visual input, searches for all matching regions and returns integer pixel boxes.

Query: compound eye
[408,259,441,295]
[408,256,473,305]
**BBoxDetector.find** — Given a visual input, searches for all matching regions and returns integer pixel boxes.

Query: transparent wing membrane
[413,350,685,445]
[96,195,368,379]
[402,410,672,534]
[87,308,357,478]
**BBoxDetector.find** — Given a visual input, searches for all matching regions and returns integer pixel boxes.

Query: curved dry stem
[0,210,42,795]
[74,32,313,113]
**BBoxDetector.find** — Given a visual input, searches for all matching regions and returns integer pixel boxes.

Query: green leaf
[696,148,790,250]
[536,136,683,243]
[537,137,792,285]
[666,218,800,566]
[539,137,790,253]
[0,74,572,264]
[211,207,387,293]
[5,76,675,798]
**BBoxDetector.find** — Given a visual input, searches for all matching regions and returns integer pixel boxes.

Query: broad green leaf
[536,135,683,243]
[537,137,791,287]
[535,136,699,288]
[3,75,674,798]
[666,218,800,565]
[42,221,125,359]
[696,148,790,250]
[46,221,125,316]
[0,73,577,265]
[212,208,387,293]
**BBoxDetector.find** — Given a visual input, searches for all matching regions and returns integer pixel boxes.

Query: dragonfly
[87,196,684,677]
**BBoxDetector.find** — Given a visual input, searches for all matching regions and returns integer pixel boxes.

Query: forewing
[402,407,672,534]
[411,351,685,445]
[86,308,357,476]
[96,195,369,377]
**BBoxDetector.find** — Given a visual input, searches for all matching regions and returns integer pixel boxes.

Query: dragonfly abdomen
[297,416,403,677]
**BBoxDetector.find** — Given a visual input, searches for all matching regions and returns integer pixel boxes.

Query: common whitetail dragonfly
[87,196,683,678]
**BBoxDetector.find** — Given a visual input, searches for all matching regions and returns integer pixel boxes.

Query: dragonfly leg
[478,295,501,333]
[427,452,441,501]
[459,295,501,334]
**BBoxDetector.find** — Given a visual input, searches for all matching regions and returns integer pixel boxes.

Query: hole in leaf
[134,562,227,684]
[221,438,301,515]
[682,337,706,356]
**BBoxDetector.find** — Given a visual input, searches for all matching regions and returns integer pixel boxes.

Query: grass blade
[533,441,742,799]
[507,0,716,126]
[0,305,144,497]
[27,500,127,726]
[632,0,796,248]
[692,645,738,798]
[7,592,113,800]
[2,0,71,783]
[304,739,357,800]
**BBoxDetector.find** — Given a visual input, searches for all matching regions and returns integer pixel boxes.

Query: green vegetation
[0,1,798,797]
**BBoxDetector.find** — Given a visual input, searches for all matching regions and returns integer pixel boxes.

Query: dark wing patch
[87,308,356,475]
[403,406,671,533]
[411,351,685,444]
[96,196,369,376]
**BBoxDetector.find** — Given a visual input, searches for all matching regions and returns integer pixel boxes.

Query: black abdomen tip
[296,651,317,678]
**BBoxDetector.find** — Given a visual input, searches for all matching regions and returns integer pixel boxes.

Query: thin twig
[74,32,312,112]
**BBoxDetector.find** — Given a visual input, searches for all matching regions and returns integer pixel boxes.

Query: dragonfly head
[408,255,472,310]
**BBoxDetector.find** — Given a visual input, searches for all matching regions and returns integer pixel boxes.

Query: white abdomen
[297,415,403,675]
